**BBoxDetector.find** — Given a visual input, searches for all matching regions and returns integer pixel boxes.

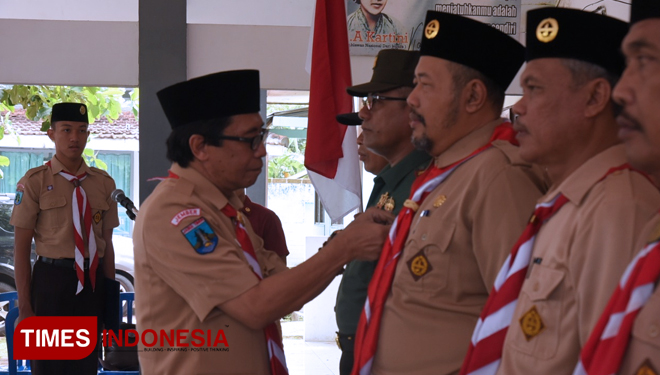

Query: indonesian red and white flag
[305,0,361,223]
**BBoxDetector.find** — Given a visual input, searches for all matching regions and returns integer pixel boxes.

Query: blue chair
[0,291,18,336]
[98,292,138,374]
[5,307,31,375]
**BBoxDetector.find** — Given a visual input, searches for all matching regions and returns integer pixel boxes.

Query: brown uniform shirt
[498,145,660,375]
[10,156,119,258]
[373,120,547,375]
[134,163,287,375]
[619,214,660,375]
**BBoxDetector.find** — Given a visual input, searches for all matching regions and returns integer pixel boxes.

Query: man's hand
[333,207,394,261]
[17,306,35,325]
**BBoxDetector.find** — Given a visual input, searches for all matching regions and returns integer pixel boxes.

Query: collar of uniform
[169,163,244,212]
[541,144,627,206]
[433,118,505,168]
[49,156,94,176]
[377,149,432,188]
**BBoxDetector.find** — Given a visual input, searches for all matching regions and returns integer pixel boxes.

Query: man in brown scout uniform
[11,102,119,375]
[573,1,660,374]
[333,49,431,375]
[491,8,660,375]
[350,11,546,375]
[133,70,392,375]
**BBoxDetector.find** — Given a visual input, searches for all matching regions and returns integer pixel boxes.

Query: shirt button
[421,234,427,241]
[533,282,540,292]
[649,324,659,338]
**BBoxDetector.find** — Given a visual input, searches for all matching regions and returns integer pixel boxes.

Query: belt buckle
[335,332,342,350]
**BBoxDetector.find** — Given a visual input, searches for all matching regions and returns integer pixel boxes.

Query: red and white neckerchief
[459,194,568,375]
[351,123,518,375]
[573,220,660,375]
[461,164,640,375]
[48,161,98,294]
[221,204,288,375]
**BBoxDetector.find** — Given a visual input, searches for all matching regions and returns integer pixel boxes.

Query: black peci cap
[420,11,524,90]
[50,102,89,125]
[346,50,420,97]
[630,0,660,24]
[526,8,628,76]
[157,70,261,128]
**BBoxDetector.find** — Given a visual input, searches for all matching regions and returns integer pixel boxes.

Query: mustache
[410,109,426,126]
[617,111,643,131]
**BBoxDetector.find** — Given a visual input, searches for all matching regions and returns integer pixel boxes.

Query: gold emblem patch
[647,222,660,244]
[406,249,433,281]
[636,359,658,375]
[425,20,440,39]
[536,17,559,43]
[93,211,102,224]
[433,195,447,208]
[80,105,86,115]
[520,305,545,340]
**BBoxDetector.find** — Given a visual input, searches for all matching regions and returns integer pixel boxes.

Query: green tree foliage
[0,85,139,177]
[268,154,306,179]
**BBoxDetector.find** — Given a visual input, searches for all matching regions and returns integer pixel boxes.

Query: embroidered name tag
[171,208,201,226]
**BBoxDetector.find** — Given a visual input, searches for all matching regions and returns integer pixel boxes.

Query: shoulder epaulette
[90,167,111,178]
[24,165,49,179]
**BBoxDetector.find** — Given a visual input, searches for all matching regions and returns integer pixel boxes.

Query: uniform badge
[80,105,86,115]
[647,221,660,244]
[636,359,658,375]
[376,192,390,210]
[433,195,447,208]
[244,206,251,213]
[171,208,201,226]
[536,17,559,43]
[236,211,246,226]
[384,197,395,212]
[14,191,23,205]
[520,305,545,341]
[425,19,440,39]
[93,211,102,224]
[181,217,218,254]
[406,249,433,281]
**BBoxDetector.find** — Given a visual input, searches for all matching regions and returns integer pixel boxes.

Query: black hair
[165,116,232,167]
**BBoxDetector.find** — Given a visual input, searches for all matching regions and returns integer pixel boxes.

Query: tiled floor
[282,321,341,375]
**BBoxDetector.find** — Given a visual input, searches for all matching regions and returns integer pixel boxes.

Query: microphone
[111,189,138,220]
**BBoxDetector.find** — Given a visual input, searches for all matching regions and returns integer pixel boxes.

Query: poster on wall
[346,0,521,56]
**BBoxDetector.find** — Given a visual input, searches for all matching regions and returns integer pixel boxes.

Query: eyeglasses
[361,93,408,110]
[217,129,269,151]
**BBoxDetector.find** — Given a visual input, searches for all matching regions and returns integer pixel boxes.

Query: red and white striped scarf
[461,164,639,375]
[50,162,98,294]
[351,123,518,375]
[573,224,660,375]
[221,204,288,375]
[460,194,568,375]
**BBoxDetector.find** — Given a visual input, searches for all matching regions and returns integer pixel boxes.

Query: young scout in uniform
[333,49,431,375]
[133,70,392,375]
[573,1,660,374]
[10,102,119,375]
[350,11,546,375]
[471,8,660,375]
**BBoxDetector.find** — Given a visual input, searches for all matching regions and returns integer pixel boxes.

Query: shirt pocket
[90,200,110,227]
[630,288,660,350]
[38,195,67,229]
[510,264,564,359]
[403,218,455,296]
